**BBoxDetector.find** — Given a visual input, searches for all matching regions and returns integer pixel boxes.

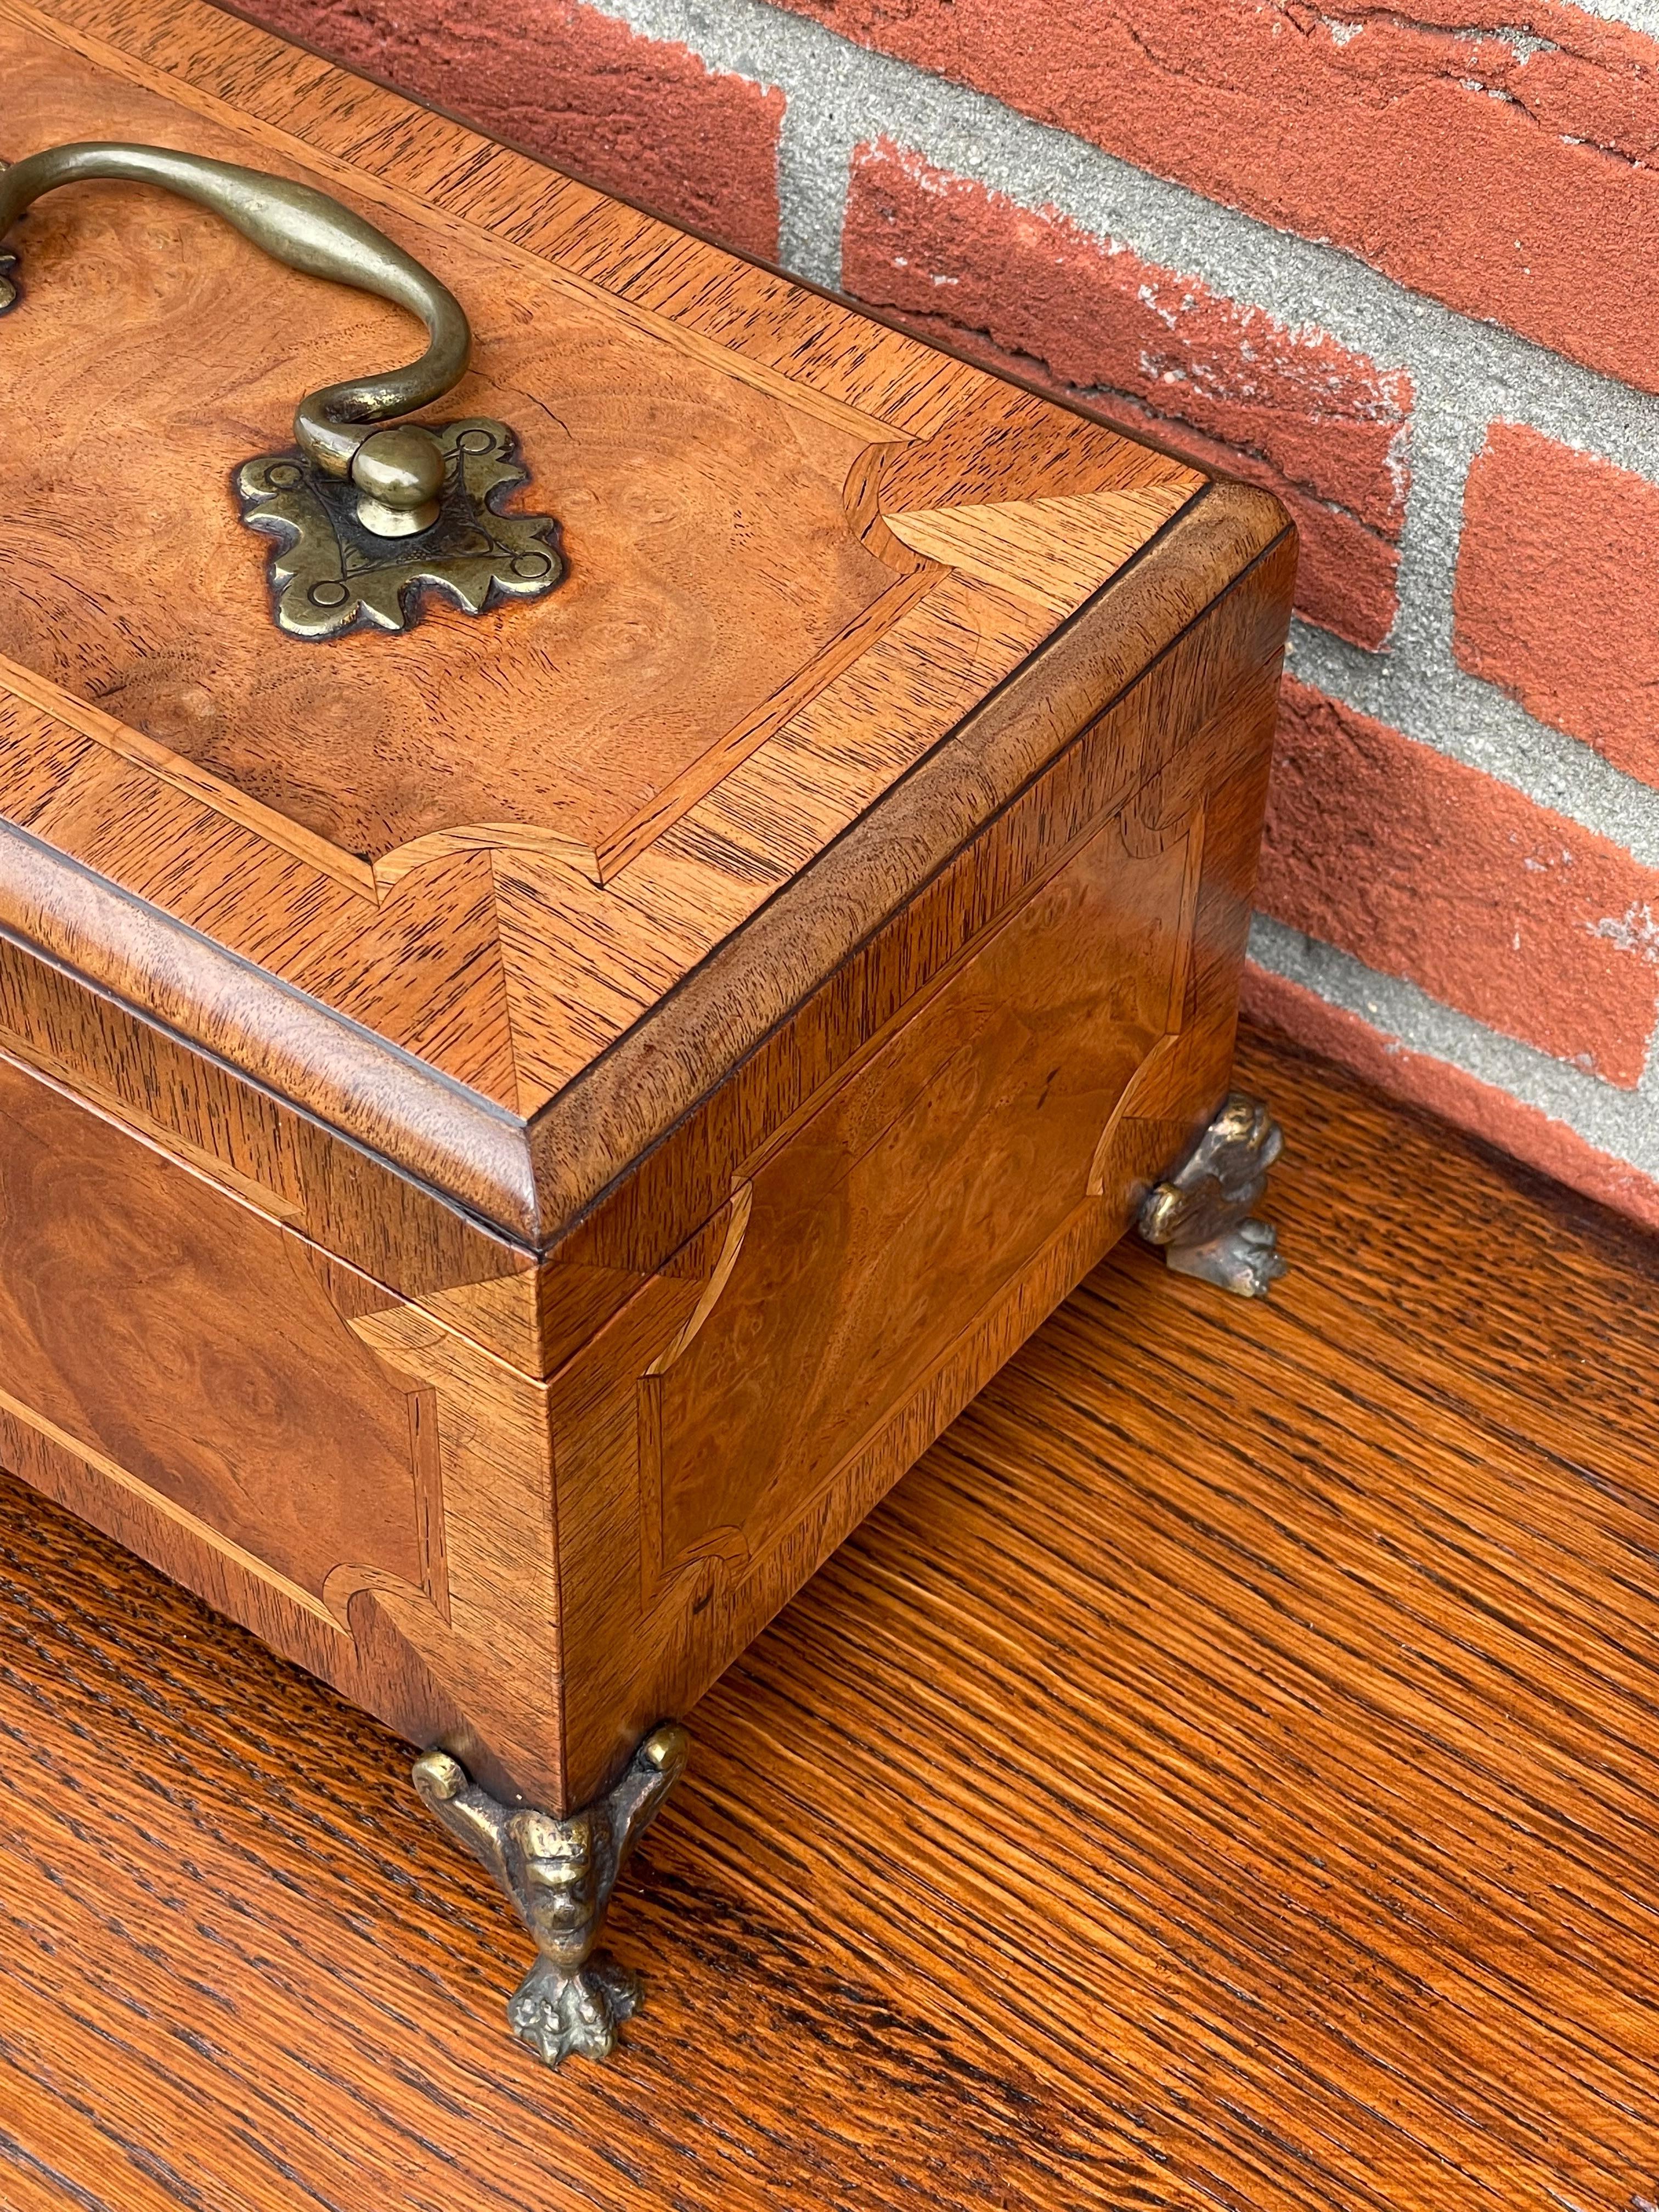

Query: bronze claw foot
[413,1722,689,2068]
[505,1953,642,2068]
[1138,1091,1287,1298]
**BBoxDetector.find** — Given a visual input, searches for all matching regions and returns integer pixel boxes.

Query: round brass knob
[351,424,447,536]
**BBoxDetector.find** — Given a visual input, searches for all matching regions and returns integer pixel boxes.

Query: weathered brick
[783,0,1659,393]
[243,0,784,257]
[1241,970,1659,1234]
[1454,424,1659,791]
[1259,678,1659,1086]
[843,141,1407,649]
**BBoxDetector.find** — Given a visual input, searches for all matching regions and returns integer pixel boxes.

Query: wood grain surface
[3,1024,1657,2210]
[0,1047,438,1612]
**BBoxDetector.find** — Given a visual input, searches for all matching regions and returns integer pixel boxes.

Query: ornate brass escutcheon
[0,141,563,639]
[235,419,561,640]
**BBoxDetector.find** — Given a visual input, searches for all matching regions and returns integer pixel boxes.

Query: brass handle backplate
[0,142,563,639]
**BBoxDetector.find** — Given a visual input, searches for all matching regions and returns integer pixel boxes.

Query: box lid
[0,0,1280,1250]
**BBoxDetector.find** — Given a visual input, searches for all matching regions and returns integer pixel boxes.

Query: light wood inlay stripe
[883,484,1197,616]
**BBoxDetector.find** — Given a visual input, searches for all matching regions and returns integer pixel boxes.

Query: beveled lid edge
[0,818,542,1242]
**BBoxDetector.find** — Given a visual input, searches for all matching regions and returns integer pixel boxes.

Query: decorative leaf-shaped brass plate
[235,417,564,640]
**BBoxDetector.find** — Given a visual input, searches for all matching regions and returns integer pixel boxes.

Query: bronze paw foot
[1138,1091,1287,1297]
[505,1953,643,2068]
[413,1722,689,2068]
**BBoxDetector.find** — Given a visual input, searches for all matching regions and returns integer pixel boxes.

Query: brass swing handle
[0,141,472,534]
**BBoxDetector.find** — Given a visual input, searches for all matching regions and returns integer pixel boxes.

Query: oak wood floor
[2,1026,1657,2211]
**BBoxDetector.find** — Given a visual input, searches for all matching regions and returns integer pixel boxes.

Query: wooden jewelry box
[0,0,1294,2067]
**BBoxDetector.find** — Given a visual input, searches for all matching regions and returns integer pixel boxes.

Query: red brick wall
[1455,425,1659,791]
[1260,679,1659,1088]
[239,0,1659,1230]
[247,0,786,256]
[772,0,1659,391]
[842,143,1409,652]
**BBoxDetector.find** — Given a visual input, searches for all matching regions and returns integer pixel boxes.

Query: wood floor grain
[2,1026,1658,2211]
